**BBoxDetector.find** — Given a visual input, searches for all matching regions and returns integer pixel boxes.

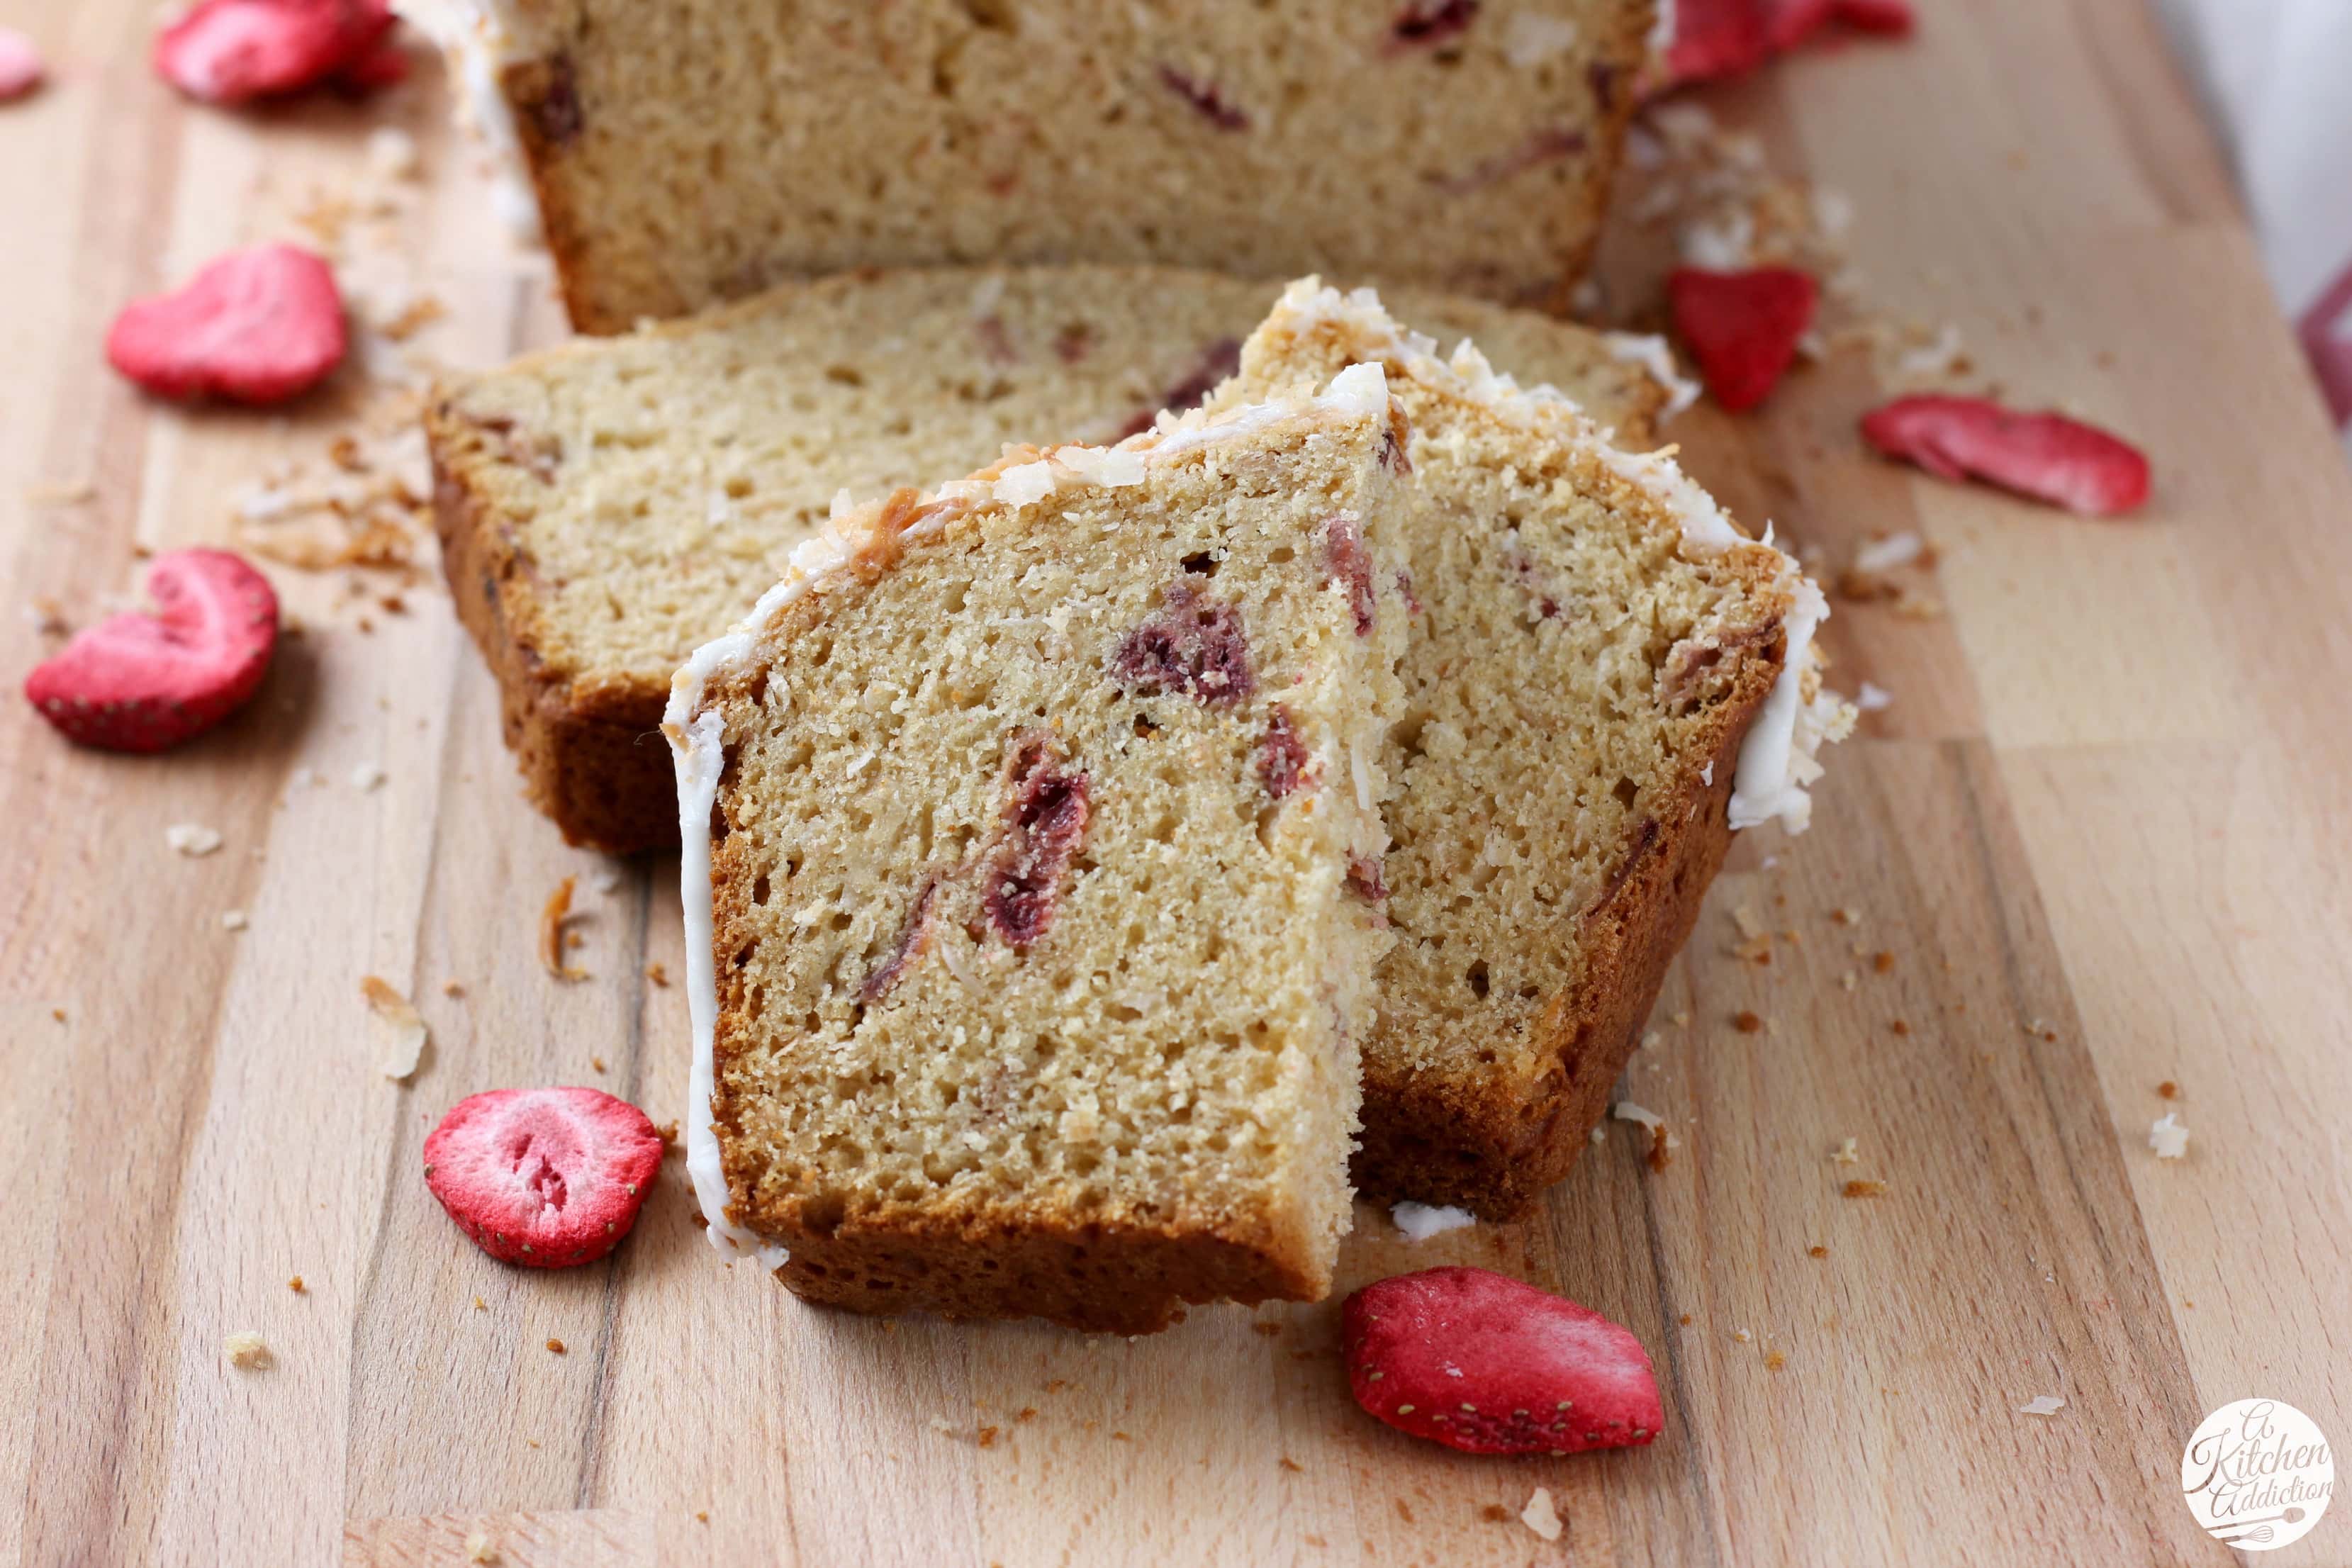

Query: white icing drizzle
[395,1,543,244]
[1602,331,1702,422]
[663,370,1392,1267]
[1257,278,1844,835]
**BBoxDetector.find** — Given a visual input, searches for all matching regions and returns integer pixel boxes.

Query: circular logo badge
[2180,1399,2334,1550]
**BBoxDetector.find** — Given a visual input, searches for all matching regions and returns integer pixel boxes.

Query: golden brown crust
[750,1208,1311,1335]
[430,399,680,853]
[1350,638,1784,1219]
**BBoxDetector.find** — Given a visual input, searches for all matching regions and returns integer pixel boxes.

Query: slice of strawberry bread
[1214,281,1850,1217]
[666,366,1413,1332]
[429,264,1674,853]
[410,0,1654,332]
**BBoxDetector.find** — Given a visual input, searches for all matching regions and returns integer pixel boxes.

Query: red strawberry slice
[106,243,346,404]
[1764,0,1835,52]
[1669,267,1818,413]
[1343,1266,1664,1455]
[24,549,278,753]
[330,40,408,94]
[154,0,387,103]
[424,1087,665,1269]
[1859,396,2151,516]
[0,27,45,101]
[1831,0,1915,35]
[1662,0,1770,84]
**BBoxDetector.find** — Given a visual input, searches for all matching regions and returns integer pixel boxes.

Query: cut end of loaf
[668,374,1417,1328]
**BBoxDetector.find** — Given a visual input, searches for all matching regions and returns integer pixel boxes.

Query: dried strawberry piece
[1668,267,1818,413]
[1389,0,1478,51]
[155,0,390,103]
[1323,513,1377,635]
[330,38,409,94]
[1112,585,1257,705]
[1345,1267,1664,1455]
[1859,396,2151,516]
[1158,65,1248,130]
[1256,705,1311,800]
[1831,0,1915,35]
[0,27,46,100]
[1663,0,1770,84]
[25,549,278,752]
[106,242,346,404]
[424,1087,663,1268]
[1762,0,1835,51]
[985,741,1092,949]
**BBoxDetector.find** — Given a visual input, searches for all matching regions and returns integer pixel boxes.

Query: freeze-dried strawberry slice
[1662,0,1769,84]
[154,0,389,103]
[1762,0,1835,51]
[1831,0,1915,35]
[106,243,346,404]
[0,27,45,100]
[1859,396,2151,516]
[1344,1267,1664,1455]
[24,549,278,752]
[1669,267,1818,413]
[424,1087,665,1268]
[330,38,408,94]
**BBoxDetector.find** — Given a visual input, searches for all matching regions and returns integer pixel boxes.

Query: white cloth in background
[2156,0,2352,451]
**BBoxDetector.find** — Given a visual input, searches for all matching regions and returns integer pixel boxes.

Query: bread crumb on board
[361,975,428,1081]
[225,1331,271,1370]
[2017,1394,2066,1417]
[167,823,224,857]
[464,1533,500,1564]
[541,877,588,980]
[1842,1179,1889,1198]
[2149,1113,2190,1160]
[1521,1486,1564,1542]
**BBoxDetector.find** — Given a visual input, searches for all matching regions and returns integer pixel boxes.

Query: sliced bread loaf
[666,366,1413,1332]
[416,1,1654,333]
[430,264,1673,851]
[1212,282,1849,1217]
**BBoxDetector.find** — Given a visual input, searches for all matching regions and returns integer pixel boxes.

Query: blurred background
[2158,0,2352,451]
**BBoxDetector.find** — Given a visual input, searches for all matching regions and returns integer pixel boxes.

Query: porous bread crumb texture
[1219,301,1793,1216]
[491,1,1654,332]
[430,264,1664,852]
[693,405,1411,1332]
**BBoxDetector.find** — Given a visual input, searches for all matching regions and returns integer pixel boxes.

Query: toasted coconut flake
[541,877,587,980]
[362,975,428,1080]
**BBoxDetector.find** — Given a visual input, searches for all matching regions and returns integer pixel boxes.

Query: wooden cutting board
[4,2,2348,1564]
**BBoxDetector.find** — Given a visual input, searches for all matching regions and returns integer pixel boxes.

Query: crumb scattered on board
[1521,1486,1564,1542]
[541,877,587,980]
[2149,1113,2190,1159]
[1612,1100,1680,1170]
[2017,1394,2066,1417]
[361,975,428,1081]
[167,823,223,857]
[223,910,249,931]
[1832,1137,1861,1165]
[464,1533,500,1565]
[1842,1179,1889,1199]
[225,1331,271,1370]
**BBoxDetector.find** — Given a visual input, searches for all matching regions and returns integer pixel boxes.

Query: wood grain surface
[3,2,2348,1565]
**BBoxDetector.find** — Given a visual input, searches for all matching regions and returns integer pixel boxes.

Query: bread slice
[415,1,1654,333]
[666,366,1413,1333]
[1211,282,1850,1217]
[429,264,1674,852]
